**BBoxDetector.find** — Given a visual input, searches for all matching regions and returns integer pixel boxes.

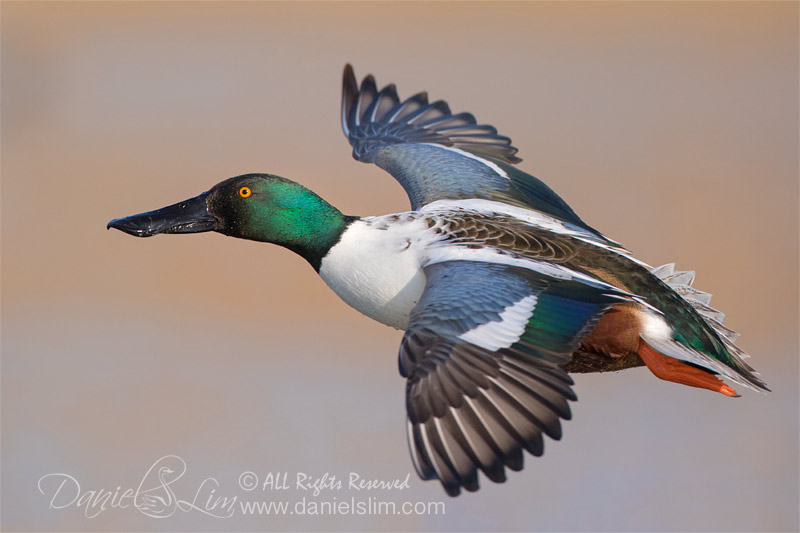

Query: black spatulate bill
[107,192,216,237]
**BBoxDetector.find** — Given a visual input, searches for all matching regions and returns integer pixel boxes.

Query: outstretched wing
[400,260,630,495]
[341,65,604,239]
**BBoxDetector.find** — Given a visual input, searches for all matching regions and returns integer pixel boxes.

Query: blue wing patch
[402,260,629,369]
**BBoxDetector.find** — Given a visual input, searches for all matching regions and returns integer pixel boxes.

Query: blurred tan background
[2,2,798,531]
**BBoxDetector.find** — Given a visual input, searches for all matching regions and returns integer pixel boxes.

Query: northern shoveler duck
[109,65,769,496]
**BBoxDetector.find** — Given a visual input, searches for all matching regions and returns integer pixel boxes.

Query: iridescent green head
[108,173,352,270]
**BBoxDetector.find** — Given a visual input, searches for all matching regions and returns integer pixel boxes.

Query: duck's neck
[284,209,359,271]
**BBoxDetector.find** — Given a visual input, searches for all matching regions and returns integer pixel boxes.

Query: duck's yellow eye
[239,186,252,198]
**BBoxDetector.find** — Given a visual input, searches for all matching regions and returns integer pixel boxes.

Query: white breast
[318,216,439,329]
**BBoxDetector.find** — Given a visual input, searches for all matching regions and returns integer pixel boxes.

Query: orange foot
[638,339,739,397]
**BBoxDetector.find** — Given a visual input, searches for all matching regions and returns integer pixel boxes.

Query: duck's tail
[648,263,770,394]
[650,264,740,345]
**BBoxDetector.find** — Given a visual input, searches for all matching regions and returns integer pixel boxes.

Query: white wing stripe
[459,295,537,351]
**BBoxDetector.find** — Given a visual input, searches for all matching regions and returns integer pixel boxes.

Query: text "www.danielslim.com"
[239,496,445,516]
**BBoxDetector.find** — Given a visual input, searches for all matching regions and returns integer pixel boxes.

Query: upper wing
[400,260,630,495]
[341,65,604,238]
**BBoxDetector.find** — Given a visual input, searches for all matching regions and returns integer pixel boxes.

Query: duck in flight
[108,65,769,496]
